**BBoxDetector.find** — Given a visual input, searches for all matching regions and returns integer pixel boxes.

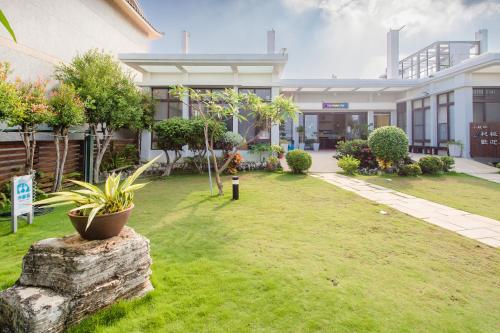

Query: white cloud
[280,0,500,77]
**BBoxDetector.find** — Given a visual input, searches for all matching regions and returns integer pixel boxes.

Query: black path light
[232,176,239,200]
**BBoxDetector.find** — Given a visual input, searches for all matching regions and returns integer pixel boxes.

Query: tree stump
[0,227,153,333]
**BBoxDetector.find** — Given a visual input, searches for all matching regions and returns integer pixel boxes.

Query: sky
[141,0,500,79]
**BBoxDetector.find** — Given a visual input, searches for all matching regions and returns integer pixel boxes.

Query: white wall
[0,0,152,142]
[0,0,150,82]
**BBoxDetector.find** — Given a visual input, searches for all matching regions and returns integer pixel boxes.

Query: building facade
[121,29,500,160]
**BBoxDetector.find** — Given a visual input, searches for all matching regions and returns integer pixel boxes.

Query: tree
[0,62,20,121]
[55,49,144,183]
[48,83,85,192]
[5,79,51,174]
[153,117,190,176]
[171,86,299,196]
[186,117,226,173]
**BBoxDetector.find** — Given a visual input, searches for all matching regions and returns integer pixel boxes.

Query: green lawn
[361,173,500,221]
[1,173,499,332]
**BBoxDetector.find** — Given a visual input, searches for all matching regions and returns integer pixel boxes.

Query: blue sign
[16,182,31,200]
[322,102,349,110]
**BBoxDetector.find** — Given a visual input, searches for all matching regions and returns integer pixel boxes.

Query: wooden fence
[0,138,137,191]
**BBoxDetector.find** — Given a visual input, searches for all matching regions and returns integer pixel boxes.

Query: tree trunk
[57,131,69,191]
[93,127,113,184]
[52,129,61,192]
[161,150,182,176]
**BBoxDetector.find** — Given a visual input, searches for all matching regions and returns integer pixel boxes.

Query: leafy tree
[55,49,144,183]
[0,62,20,121]
[48,83,85,192]
[185,117,226,173]
[5,79,52,174]
[171,86,299,196]
[153,117,190,176]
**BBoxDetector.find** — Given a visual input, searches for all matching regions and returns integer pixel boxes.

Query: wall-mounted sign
[11,174,34,233]
[322,102,349,110]
[470,122,500,158]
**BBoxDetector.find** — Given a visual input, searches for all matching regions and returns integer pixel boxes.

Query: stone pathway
[312,173,500,248]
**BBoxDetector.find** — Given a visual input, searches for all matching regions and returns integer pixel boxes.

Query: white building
[0,0,161,141]
[117,29,499,161]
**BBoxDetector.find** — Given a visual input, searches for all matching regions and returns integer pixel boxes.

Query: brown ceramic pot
[68,204,134,240]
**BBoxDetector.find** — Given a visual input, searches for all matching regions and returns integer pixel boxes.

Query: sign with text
[470,122,500,158]
[11,174,34,233]
[322,102,349,110]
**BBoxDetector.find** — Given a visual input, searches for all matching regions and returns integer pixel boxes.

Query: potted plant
[447,140,463,157]
[312,139,320,152]
[35,157,159,240]
[271,144,285,159]
[279,139,288,153]
[296,125,305,150]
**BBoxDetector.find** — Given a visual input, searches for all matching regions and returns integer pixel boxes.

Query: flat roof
[120,53,288,74]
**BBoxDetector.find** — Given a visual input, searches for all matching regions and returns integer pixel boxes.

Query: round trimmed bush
[418,156,444,175]
[286,150,312,174]
[337,155,360,175]
[398,163,422,176]
[368,126,408,163]
[440,156,455,172]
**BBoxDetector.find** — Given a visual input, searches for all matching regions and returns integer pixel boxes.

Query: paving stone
[313,172,500,248]
[456,228,499,239]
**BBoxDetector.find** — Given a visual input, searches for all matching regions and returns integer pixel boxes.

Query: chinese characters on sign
[470,123,500,158]
[11,174,34,233]
[322,102,349,110]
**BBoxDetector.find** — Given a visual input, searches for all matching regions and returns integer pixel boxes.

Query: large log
[0,227,153,333]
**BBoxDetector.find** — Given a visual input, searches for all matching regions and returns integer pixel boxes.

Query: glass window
[396,102,407,132]
[412,97,430,145]
[437,92,453,144]
[279,117,293,143]
[485,102,500,122]
[374,113,390,128]
[473,102,485,122]
[238,88,272,145]
[151,87,183,149]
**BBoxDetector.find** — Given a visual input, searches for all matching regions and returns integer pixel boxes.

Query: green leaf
[85,204,104,230]
[0,9,16,42]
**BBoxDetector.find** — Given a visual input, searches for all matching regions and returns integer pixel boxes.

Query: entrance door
[374,113,391,128]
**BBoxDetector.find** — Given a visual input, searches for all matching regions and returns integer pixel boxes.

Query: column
[182,92,190,156]
[271,87,280,145]
[390,110,397,126]
[406,100,412,143]
[232,86,239,134]
[367,111,375,129]
[453,87,473,157]
[429,94,438,146]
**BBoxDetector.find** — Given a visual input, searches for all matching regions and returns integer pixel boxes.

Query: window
[396,102,407,132]
[238,88,272,145]
[437,91,454,145]
[188,87,233,131]
[279,117,293,143]
[151,88,182,149]
[473,88,500,122]
[412,97,430,145]
[374,112,391,128]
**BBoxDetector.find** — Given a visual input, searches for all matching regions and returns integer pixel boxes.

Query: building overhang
[119,53,288,76]
[113,0,163,40]
[279,78,417,93]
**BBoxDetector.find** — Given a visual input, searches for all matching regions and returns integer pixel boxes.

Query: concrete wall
[0,0,150,82]
[0,0,152,141]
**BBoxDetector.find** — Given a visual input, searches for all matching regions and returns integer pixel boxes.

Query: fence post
[84,131,94,183]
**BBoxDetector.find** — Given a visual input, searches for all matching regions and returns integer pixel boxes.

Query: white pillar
[453,87,473,157]
[390,110,397,126]
[140,131,151,161]
[271,87,280,145]
[406,100,412,143]
[475,29,488,54]
[182,92,190,155]
[368,111,375,129]
[387,29,400,79]
[233,86,239,134]
[429,94,438,146]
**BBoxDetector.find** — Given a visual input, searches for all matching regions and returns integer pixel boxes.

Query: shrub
[286,150,312,174]
[418,156,444,175]
[337,155,360,175]
[220,131,244,152]
[368,126,408,164]
[440,156,455,172]
[225,152,243,174]
[265,156,281,171]
[398,163,422,176]
[336,139,377,169]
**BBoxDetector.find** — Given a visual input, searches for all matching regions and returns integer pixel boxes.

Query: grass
[360,172,500,221]
[0,172,499,332]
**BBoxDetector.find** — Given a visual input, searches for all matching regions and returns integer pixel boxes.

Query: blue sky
[141,0,500,78]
